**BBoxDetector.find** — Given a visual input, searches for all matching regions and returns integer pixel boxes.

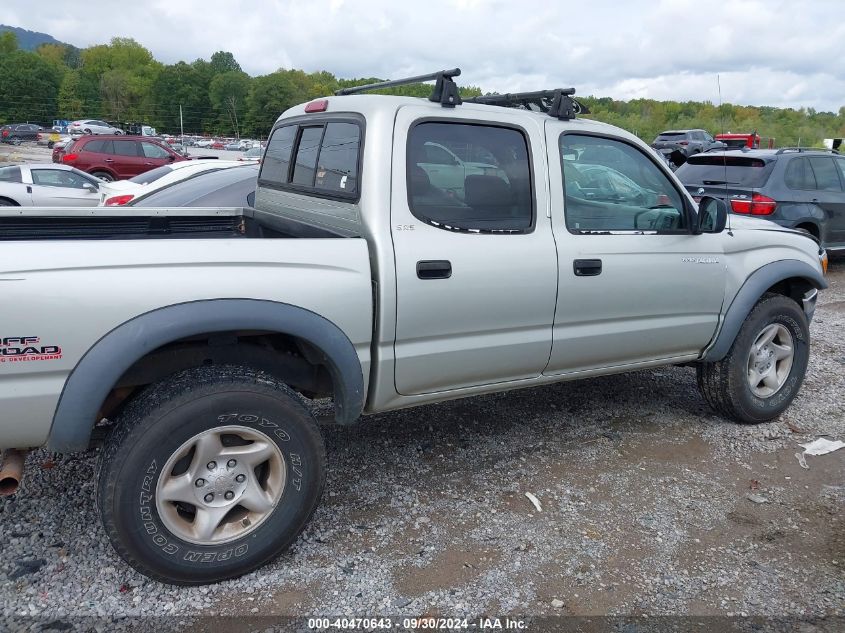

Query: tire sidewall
[731,299,809,421]
[104,388,322,583]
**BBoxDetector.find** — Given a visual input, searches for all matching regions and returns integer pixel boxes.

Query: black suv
[1,123,44,145]
[675,148,845,251]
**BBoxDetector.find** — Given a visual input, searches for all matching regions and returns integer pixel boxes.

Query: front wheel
[697,294,810,424]
[97,366,326,585]
[90,171,114,182]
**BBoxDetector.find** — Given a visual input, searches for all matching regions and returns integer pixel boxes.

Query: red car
[60,135,188,181]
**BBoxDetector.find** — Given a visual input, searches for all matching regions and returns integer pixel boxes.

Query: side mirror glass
[698,196,728,233]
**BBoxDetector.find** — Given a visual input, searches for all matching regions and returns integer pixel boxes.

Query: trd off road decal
[0,336,62,362]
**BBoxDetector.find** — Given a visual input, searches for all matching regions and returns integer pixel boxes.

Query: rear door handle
[104,159,114,163]
[417,260,452,280]
[573,259,602,276]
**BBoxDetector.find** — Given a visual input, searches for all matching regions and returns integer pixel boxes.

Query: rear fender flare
[48,299,364,453]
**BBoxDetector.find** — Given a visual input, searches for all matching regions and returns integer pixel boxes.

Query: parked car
[210,140,226,150]
[239,146,263,162]
[194,138,213,148]
[224,141,243,151]
[60,135,189,181]
[51,140,70,163]
[1,123,44,144]
[37,130,71,149]
[68,119,124,137]
[651,129,726,167]
[0,163,101,206]
[98,160,243,206]
[128,162,258,207]
[0,75,827,585]
[675,147,845,251]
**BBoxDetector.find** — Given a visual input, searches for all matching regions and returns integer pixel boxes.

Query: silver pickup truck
[0,70,828,585]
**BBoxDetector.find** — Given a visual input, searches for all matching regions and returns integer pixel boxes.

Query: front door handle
[417,260,452,280]
[573,259,602,276]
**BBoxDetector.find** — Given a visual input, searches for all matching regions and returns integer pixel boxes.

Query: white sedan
[0,164,101,207]
[97,159,244,206]
[68,119,124,136]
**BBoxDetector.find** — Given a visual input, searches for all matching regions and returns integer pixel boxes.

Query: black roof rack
[775,147,839,155]
[334,68,588,119]
[335,68,462,107]
[465,89,589,120]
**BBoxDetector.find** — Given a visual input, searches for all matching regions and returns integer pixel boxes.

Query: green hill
[0,24,68,51]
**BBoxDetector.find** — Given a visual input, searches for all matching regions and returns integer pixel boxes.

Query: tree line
[1,30,843,145]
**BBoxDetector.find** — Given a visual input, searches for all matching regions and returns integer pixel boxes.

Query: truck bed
[0,207,350,241]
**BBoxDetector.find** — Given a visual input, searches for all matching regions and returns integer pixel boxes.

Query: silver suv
[0,69,828,584]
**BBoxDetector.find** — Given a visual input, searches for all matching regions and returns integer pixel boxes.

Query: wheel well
[96,330,334,423]
[0,196,20,206]
[795,222,819,239]
[764,276,814,309]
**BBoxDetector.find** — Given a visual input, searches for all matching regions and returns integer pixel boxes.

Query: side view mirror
[82,182,97,192]
[167,154,176,162]
[697,196,728,233]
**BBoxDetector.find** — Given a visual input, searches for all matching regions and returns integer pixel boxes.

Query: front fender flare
[701,260,827,362]
[48,299,365,453]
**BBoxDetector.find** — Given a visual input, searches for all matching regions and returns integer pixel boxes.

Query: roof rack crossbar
[335,68,462,107]
[466,88,589,120]
[775,147,839,155]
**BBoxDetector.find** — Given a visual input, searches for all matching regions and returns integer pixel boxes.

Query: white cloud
[4,0,844,111]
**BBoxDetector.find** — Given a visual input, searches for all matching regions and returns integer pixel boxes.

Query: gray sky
[5,0,845,112]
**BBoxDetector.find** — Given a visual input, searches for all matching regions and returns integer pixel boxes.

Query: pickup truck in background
[0,70,828,585]
[715,132,776,149]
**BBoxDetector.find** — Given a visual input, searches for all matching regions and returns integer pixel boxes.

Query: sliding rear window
[259,118,362,200]
[675,155,775,188]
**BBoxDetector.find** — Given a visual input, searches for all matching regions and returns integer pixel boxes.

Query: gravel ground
[1,260,843,630]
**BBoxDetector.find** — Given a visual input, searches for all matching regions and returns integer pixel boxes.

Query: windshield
[675,155,775,187]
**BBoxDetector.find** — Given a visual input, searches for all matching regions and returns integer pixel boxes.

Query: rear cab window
[675,154,775,188]
[259,117,362,200]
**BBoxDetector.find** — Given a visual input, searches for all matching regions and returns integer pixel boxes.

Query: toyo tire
[697,294,810,424]
[97,365,326,585]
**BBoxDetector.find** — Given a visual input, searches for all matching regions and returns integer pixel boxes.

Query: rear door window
[407,121,533,232]
[113,141,139,157]
[808,157,843,191]
[785,158,816,190]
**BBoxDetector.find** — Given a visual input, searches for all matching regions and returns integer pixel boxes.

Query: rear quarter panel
[0,238,373,448]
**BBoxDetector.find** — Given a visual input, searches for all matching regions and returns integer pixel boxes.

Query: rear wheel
[91,171,114,182]
[97,366,326,585]
[697,294,809,424]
